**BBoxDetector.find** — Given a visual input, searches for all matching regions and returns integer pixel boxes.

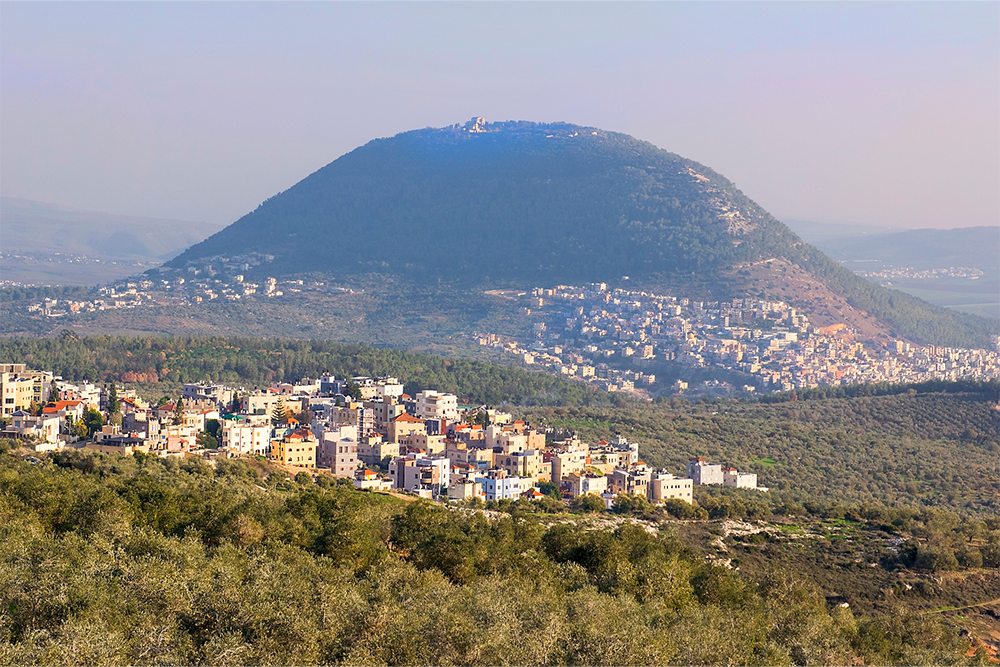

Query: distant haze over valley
[0,198,223,285]
[788,222,1000,321]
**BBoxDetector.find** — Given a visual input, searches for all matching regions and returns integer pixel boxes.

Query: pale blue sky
[2,2,997,229]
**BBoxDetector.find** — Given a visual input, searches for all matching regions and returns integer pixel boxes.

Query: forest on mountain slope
[163,121,997,349]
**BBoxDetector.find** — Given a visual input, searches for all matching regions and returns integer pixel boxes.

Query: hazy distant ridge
[1,197,223,261]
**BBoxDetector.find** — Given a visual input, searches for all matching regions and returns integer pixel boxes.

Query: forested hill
[0,335,612,407]
[166,119,997,348]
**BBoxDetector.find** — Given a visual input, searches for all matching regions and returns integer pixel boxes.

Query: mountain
[807,226,999,273]
[1,197,223,261]
[167,119,998,348]
[787,225,1000,321]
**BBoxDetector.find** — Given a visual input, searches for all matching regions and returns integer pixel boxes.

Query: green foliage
[536,479,561,500]
[0,335,612,407]
[172,398,184,426]
[164,121,997,348]
[106,382,120,415]
[196,431,218,449]
[0,449,985,665]
[344,381,363,401]
[612,492,651,515]
[571,494,606,513]
[271,400,288,427]
[530,383,1000,516]
[82,407,104,437]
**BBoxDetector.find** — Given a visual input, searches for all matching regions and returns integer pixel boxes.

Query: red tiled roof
[42,400,83,413]
[394,413,423,423]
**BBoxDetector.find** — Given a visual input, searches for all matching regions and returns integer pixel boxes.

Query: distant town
[858,266,985,281]
[7,271,998,397]
[1,365,764,507]
[473,283,1000,394]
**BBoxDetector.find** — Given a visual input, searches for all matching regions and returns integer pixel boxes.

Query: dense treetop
[1,448,993,665]
[0,334,613,407]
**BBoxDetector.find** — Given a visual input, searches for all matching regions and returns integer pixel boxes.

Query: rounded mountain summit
[167,119,995,348]
[169,118,800,284]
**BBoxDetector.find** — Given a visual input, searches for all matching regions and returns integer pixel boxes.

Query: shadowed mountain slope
[167,119,997,348]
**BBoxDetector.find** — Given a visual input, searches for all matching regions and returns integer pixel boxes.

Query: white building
[220,419,272,455]
[415,390,458,422]
[476,470,533,502]
[3,410,61,448]
[390,455,451,495]
[567,472,607,497]
[723,468,758,489]
[687,458,724,485]
[650,473,693,503]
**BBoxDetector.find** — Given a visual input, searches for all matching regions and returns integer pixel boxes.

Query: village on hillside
[8,271,999,399]
[474,283,1000,395]
[1,366,766,506]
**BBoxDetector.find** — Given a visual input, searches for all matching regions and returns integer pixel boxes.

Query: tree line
[0,448,985,666]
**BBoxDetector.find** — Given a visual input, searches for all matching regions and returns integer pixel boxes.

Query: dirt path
[928,598,1000,614]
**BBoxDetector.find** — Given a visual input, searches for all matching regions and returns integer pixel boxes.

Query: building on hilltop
[687,458,723,485]
[650,473,693,503]
[723,467,758,489]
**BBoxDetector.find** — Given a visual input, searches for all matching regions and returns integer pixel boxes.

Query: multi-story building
[329,402,374,436]
[269,429,317,468]
[723,468,758,489]
[1,364,53,417]
[220,418,272,456]
[2,410,61,447]
[475,469,533,502]
[550,447,588,483]
[182,381,234,409]
[398,432,447,454]
[447,477,484,501]
[445,441,495,470]
[650,473,693,503]
[243,391,284,416]
[40,400,85,433]
[687,458,724,485]
[609,466,652,498]
[566,471,608,497]
[357,434,401,465]
[390,455,450,495]
[364,398,407,435]
[415,390,458,422]
[318,429,358,477]
[388,412,426,443]
[496,449,548,481]
[59,381,102,410]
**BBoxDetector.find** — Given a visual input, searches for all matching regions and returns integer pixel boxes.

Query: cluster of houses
[1,364,769,507]
[476,283,1000,394]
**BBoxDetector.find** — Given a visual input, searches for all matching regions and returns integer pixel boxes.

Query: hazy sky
[2,2,997,230]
